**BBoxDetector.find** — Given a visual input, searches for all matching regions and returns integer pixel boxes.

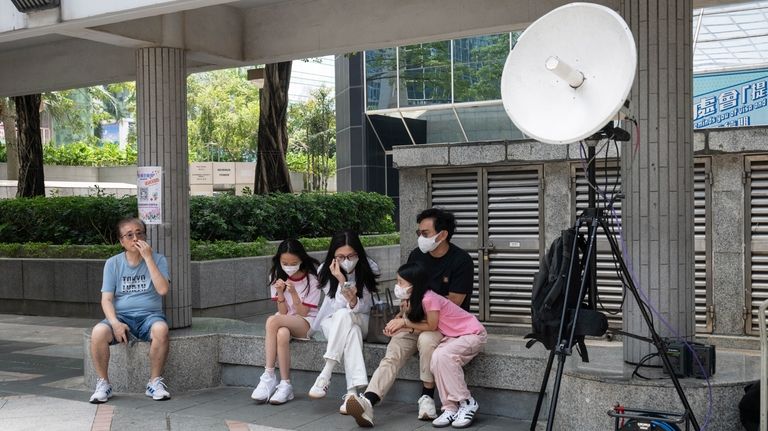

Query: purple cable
[578,142,713,430]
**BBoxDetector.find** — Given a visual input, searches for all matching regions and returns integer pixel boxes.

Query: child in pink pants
[383,262,486,429]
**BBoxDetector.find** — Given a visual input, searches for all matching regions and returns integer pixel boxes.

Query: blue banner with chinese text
[693,68,768,129]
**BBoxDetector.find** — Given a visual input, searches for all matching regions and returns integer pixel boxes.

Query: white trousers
[320,308,368,390]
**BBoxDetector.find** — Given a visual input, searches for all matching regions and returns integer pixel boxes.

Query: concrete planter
[0,245,399,319]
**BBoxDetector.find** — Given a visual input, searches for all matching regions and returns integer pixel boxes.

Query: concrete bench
[83,317,758,429]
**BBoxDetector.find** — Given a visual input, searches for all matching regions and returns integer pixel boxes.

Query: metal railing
[760,299,768,431]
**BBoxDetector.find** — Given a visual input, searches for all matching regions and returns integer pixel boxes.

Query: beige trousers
[365,329,443,399]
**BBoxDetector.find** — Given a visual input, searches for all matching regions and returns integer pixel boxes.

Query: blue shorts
[100,312,167,344]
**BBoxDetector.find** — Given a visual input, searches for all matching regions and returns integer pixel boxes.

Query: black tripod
[528,128,701,431]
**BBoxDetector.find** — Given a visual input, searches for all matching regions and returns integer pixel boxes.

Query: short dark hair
[416,208,456,241]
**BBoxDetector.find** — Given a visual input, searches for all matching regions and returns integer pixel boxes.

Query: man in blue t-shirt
[88,218,172,404]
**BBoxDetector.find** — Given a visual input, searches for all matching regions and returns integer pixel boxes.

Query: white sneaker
[89,378,113,404]
[432,409,457,428]
[345,393,374,427]
[451,397,479,429]
[145,377,171,401]
[339,393,354,415]
[269,381,294,405]
[418,394,437,420]
[308,375,329,399]
[251,372,278,404]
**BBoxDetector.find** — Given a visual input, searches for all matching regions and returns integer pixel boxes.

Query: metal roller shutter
[485,167,544,324]
[428,170,483,317]
[572,159,712,332]
[746,156,768,334]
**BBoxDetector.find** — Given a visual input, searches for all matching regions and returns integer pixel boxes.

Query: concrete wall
[0,245,399,320]
[393,126,768,341]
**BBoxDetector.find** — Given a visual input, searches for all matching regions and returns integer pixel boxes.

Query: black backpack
[739,381,760,431]
[525,227,607,361]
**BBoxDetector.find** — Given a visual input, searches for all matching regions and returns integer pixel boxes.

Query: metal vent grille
[572,159,711,332]
[486,168,543,324]
[11,0,59,13]
[746,156,768,333]
[429,170,482,317]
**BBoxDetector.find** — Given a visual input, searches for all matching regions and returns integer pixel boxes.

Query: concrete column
[136,47,191,329]
[620,1,695,362]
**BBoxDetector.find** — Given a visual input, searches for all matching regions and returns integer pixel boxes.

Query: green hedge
[0,192,395,245]
[0,234,400,261]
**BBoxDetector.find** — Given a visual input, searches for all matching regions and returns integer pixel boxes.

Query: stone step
[83,317,762,430]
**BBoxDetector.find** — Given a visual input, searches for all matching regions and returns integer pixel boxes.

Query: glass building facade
[364,32,525,146]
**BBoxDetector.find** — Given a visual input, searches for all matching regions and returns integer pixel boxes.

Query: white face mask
[340,257,359,273]
[418,232,443,254]
[394,284,411,300]
[281,264,300,277]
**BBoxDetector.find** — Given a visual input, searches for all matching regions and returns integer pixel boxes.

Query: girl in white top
[308,229,378,414]
[251,239,322,405]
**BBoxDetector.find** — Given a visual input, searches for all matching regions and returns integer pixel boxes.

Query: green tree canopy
[187,68,261,162]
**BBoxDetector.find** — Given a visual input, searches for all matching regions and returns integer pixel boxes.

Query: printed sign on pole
[137,166,162,224]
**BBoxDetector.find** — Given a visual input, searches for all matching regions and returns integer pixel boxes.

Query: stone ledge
[84,317,549,394]
[83,317,760,430]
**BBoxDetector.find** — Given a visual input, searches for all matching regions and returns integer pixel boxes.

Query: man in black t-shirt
[406,208,474,311]
[346,208,475,427]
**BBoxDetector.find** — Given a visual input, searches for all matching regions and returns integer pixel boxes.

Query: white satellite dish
[501,2,637,144]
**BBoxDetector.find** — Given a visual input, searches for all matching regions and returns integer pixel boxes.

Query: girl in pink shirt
[251,239,321,405]
[385,262,487,429]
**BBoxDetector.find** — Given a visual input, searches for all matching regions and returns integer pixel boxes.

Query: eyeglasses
[416,230,438,238]
[120,231,146,240]
[334,253,358,261]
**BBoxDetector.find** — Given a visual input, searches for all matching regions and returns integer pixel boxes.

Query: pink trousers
[430,331,487,412]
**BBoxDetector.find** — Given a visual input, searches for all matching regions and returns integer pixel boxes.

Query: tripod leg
[598,218,701,431]
[544,217,601,431]
[530,348,556,431]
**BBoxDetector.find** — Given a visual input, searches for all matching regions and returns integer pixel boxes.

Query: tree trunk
[255,62,293,194]
[0,98,19,180]
[13,94,45,197]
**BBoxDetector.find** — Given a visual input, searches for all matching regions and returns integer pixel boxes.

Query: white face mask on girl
[340,257,359,273]
[394,284,411,300]
[281,264,300,276]
[418,232,443,254]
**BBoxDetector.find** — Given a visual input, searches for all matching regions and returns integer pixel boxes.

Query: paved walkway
[0,314,531,431]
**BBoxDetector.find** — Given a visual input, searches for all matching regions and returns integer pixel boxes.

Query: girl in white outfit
[308,229,378,414]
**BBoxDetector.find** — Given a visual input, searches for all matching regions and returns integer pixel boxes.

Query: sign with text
[137,166,162,224]
[190,162,213,185]
[213,162,236,185]
[694,68,768,129]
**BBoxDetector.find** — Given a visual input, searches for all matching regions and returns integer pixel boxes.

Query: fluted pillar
[136,47,191,329]
[619,0,695,363]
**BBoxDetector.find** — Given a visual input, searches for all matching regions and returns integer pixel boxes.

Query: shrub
[0,234,400,261]
[0,192,396,244]
[43,141,138,167]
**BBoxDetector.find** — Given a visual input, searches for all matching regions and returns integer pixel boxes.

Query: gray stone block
[196,260,239,308]
[53,260,90,302]
[450,143,505,165]
[397,168,428,263]
[84,331,220,393]
[0,259,23,299]
[711,251,745,335]
[86,261,105,304]
[22,260,56,301]
[392,145,449,168]
[508,141,568,161]
[713,154,744,192]
[709,127,768,152]
[543,162,572,246]
[711,191,743,254]
[694,130,706,152]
